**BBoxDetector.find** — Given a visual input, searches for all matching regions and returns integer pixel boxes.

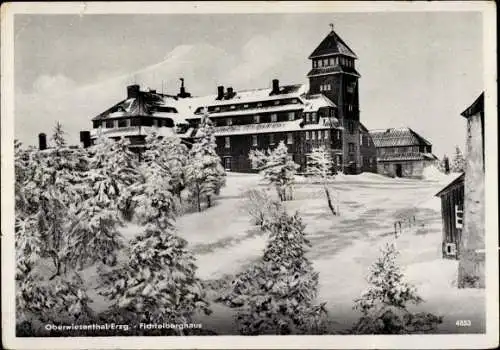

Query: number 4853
[456,320,471,327]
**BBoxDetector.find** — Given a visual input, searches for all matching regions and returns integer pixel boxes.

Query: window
[329,57,334,66]
[105,120,114,128]
[288,112,294,121]
[243,104,249,109]
[312,131,317,140]
[118,119,128,128]
[291,99,298,104]
[93,121,101,128]
[348,104,353,112]
[153,119,158,127]
[323,58,328,66]
[348,143,355,153]
[312,112,317,122]
[257,102,263,107]
[320,85,323,92]
[214,106,220,112]
[274,100,280,105]
[230,105,236,110]
[360,134,363,145]
[269,134,275,145]
[306,113,310,122]
[226,118,232,126]
[252,135,258,147]
[271,114,277,122]
[306,131,310,140]
[319,60,323,67]
[254,115,260,123]
[313,60,318,68]
[287,133,293,145]
[225,137,230,149]
[348,121,355,134]
[324,130,329,139]
[337,130,341,140]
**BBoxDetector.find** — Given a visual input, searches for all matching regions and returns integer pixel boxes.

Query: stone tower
[307,24,361,174]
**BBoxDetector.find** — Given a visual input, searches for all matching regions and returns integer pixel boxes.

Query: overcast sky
[14,12,483,157]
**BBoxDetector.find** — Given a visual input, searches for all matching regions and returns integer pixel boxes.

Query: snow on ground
[73,170,482,334]
[173,171,485,334]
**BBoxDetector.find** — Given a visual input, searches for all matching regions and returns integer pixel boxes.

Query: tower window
[306,113,310,122]
[324,130,329,139]
[225,136,230,149]
[306,131,310,140]
[312,112,317,122]
[348,121,355,134]
[269,134,275,145]
[329,57,334,66]
[348,143,355,153]
[323,58,328,66]
[312,131,317,140]
[271,114,278,122]
[318,60,323,67]
[287,133,293,145]
[252,135,258,147]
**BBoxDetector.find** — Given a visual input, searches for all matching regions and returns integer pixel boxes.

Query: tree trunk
[196,185,201,212]
[207,195,212,208]
[49,251,61,280]
[324,186,336,216]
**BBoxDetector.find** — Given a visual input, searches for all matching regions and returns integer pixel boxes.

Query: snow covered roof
[89,126,176,139]
[308,29,358,59]
[377,152,437,162]
[369,128,432,148]
[202,119,340,137]
[302,94,336,112]
[435,173,465,197]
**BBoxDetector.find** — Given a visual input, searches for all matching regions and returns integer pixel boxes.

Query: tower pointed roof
[309,26,357,59]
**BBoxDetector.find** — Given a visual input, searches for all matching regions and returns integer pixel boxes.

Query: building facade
[369,128,438,178]
[83,26,365,174]
[359,123,377,173]
[457,92,485,288]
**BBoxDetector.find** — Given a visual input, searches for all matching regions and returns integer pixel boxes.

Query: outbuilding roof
[435,173,465,197]
[369,128,432,148]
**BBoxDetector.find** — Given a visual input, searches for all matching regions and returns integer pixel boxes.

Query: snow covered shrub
[241,189,282,228]
[352,242,442,334]
[249,141,300,201]
[220,210,327,335]
[307,147,338,216]
[16,272,94,335]
[185,112,226,211]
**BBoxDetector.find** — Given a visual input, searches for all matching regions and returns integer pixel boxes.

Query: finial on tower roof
[329,23,335,32]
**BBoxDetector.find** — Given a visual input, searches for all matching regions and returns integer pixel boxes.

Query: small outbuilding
[435,173,465,259]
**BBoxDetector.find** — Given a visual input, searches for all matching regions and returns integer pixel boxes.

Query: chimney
[149,89,156,94]
[272,79,280,94]
[127,84,140,99]
[38,133,47,150]
[226,87,234,99]
[217,86,224,100]
[80,131,91,148]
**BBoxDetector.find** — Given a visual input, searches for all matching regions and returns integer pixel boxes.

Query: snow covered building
[369,127,438,178]
[83,83,192,152]
[82,25,369,173]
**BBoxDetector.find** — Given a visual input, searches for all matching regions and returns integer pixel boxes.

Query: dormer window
[243,104,249,109]
[291,99,298,104]
[271,114,277,122]
[230,105,236,110]
[312,112,317,122]
[257,102,262,107]
[306,113,310,122]
[105,120,114,128]
[288,112,294,121]
[214,106,220,112]
[226,118,232,126]
[254,115,260,123]
[274,100,280,106]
